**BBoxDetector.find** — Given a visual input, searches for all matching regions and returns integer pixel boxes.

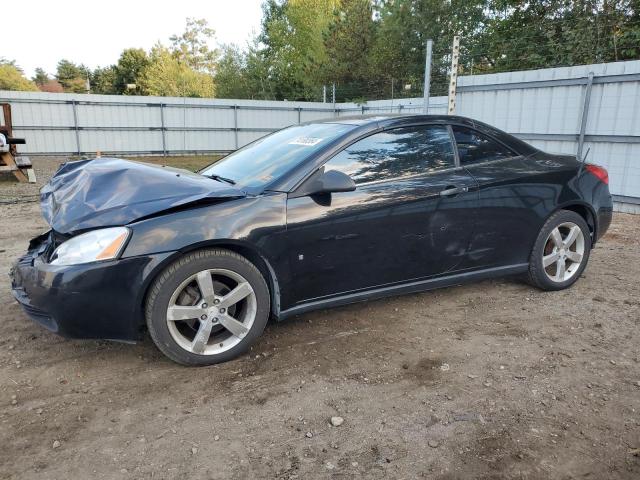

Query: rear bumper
[596,204,613,243]
[9,232,174,342]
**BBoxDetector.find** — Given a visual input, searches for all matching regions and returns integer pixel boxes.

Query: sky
[5,0,264,78]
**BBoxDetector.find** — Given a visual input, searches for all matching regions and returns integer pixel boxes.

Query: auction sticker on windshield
[289,137,323,146]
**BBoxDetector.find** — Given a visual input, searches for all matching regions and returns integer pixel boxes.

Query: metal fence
[0,93,446,157]
[1,59,639,209]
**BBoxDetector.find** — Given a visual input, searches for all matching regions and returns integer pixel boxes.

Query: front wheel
[527,210,591,291]
[145,249,270,366]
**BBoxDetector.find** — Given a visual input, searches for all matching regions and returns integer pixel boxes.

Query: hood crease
[41,158,246,234]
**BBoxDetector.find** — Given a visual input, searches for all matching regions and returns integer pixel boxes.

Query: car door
[452,124,544,269]
[285,124,479,304]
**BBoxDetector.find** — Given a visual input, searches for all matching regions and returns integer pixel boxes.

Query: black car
[10,115,613,365]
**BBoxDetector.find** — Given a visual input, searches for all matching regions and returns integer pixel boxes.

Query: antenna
[578,147,591,174]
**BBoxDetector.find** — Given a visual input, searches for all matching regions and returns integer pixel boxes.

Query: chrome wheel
[166,268,257,355]
[542,222,585,283]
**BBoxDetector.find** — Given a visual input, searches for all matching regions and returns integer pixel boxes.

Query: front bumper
[10,232,174,342]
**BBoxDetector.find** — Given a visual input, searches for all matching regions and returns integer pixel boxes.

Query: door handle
[439,186,469,197]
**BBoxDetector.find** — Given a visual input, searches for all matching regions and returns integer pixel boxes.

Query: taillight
[585,164,609,185]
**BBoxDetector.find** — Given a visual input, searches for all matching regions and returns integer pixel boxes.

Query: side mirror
[294,169,356,197]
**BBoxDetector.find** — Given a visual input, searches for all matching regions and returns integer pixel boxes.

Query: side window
[325,125,455,184]
[452,126,515,165]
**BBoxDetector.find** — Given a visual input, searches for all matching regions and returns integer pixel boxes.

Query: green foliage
[113,48,149,94]
[321,0,377,101]
[133,19,218,97]
[0,61,39,91]
[91,66,118,94]
[32,68,50,86]
[13,1,640,100]
[214,45,253,99]
[138,45,215,97]
[472,0,640,75]
[255,0,340,100]
[56,59,90,93]
[170,18,219,73]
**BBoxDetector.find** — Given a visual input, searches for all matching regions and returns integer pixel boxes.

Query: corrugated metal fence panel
[81,129,163,154]
[457,84,584,135]
[237,107,297,130]
[12,128,77,153]
[1,61,639,199]
[166,130,235,153]
[456,60,640,199]
[12,99,75,128]
[588,81,640,136]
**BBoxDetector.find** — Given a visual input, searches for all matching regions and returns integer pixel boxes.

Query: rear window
[452,126,516,165]
[200,123,353,188]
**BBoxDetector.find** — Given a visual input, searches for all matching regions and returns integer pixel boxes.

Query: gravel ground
[1,158,639,479]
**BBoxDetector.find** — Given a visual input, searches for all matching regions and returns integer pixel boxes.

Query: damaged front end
[41,157,246,234]
[9,157,248,341]
[9,228,175,341]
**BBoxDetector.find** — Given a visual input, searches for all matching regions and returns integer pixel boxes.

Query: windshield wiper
[204,174,236,185]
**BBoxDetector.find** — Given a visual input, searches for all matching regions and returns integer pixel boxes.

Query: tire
[145,249,270,366]
[527,209,591,291]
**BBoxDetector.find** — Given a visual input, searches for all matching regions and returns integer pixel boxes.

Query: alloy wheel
[166,268,257,355]
[542,222,585,283]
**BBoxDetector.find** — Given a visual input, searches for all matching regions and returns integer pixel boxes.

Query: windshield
[200,123,353,188]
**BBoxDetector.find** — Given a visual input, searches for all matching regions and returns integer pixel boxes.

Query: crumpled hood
[41,158,245,234]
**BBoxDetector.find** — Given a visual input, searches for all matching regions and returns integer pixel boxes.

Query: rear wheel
[145,249,270,366]
[527,210,591,291]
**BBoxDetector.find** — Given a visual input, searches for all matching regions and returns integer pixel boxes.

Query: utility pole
[447,36,460,115]
[423,39,433,114]
[323,85,327,103]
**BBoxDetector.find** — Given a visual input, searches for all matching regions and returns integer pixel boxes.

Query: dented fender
[40,158,245,234]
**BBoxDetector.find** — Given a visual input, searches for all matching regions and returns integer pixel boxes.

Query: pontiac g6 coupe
[10,115,612,365]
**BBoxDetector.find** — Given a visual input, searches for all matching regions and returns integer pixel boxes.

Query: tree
[30,65,64,92]
[257,0,340,100]
[476,0,640,73]
[170,18,219,73]
[39,80,64,93]
[56,59,90,93]
[139,45,215,97]
[371,0,488,96]
[32,68,50,86]
[322,0,378,100]
[0,61,39,91]
[215,44,253,98]
[0,58,21,70]
[91,66,118,94]
[113,48,149,94]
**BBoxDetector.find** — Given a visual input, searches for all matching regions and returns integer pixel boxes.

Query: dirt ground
[1,158,639,480]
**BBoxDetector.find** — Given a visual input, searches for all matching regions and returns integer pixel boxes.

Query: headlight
[50,227,130,266]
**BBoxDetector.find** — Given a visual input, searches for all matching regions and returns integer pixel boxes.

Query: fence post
[332,83,336,117]
[423,39,433,114]
[447,36,461,115]
[297,107,301,124]
[159,103,167,156]
[233,105,239,150]
[71,100,81,155]
[577,72,595,160]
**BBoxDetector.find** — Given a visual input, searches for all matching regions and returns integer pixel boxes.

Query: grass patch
[124,155,223,172]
